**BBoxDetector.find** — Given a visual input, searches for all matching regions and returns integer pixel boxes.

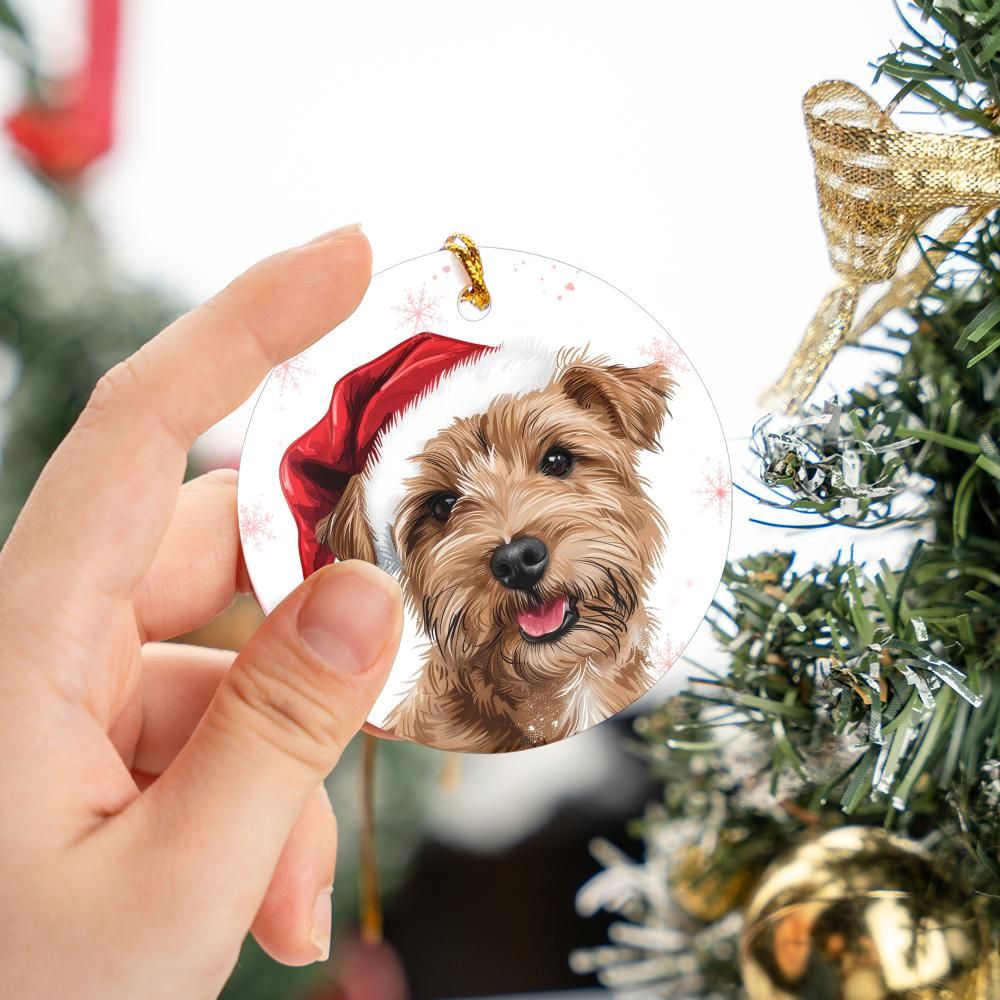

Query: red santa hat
[279,331,560,577]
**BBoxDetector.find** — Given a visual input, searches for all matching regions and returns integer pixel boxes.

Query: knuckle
[85,356,145,421]
[224,655,349,772]
[84,353,191,450]
[199,467,239,491]
[185,467,239,505]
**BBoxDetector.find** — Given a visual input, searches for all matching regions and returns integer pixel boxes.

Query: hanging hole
[457,290,491,322]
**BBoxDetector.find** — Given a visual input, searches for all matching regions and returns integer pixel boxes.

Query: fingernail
[299,562,400,673]
[305,223,363,246]
[310,885,333,962]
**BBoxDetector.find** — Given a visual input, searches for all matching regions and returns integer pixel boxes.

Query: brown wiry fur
[324,350,673,752]
[317,473,377,565]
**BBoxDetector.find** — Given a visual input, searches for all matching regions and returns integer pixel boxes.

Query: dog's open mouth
[517,595,579,643]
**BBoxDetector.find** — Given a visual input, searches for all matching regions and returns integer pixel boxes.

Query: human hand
[0,225,404,999]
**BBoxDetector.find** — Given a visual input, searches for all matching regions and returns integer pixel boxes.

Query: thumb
[140,560,403,917]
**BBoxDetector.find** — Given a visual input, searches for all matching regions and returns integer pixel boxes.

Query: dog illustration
[280,333,672,752]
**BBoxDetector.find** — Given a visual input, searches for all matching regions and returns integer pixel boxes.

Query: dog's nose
[491,536,548,590]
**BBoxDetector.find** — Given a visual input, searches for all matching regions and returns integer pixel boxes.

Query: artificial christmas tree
[575,3,1000,997]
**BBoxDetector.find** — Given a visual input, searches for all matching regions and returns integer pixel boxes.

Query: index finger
[1,226,370,604]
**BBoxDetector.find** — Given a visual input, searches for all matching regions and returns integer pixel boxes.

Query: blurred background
[0,2,920,997]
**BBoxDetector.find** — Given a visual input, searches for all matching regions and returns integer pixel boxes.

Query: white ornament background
[238,247,731,738]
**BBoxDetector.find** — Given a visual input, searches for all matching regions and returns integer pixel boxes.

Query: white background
[0,1,925,846]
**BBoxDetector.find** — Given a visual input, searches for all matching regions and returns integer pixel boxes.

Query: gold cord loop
[357,235,489,945]
[765,80,1000,412]
[359,733,382,945]
[443,232,492,311]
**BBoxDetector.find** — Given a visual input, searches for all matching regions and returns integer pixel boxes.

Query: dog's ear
[316,472,377,565]
[560,360,674,451]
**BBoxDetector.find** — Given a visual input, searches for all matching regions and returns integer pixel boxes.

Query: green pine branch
[580,4,1000,993]
[876,0,1000,131]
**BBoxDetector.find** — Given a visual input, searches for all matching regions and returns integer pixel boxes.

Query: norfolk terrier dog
[318,345,672,752]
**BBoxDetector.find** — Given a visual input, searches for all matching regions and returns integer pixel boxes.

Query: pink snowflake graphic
[239,501,276,551]
[270,355,313,398]
[695,461,732,523]
[393,285,443,334]
[640,336,690,375]
[649,635,685,678]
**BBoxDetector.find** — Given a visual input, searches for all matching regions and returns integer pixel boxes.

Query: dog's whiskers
[422,579,473,637]
[575,560,644,660]
[577,611,626,656]
[616,563,641,615]
[445,608,465,647]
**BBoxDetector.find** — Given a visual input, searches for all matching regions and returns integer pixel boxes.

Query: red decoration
[5,0,120,181]
[280,332,495,578]
[310,938,410,1000]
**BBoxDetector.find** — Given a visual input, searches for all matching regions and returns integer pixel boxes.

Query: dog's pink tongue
[518,596,569,637]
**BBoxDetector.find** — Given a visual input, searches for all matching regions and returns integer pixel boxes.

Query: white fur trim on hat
[363,339,560,573]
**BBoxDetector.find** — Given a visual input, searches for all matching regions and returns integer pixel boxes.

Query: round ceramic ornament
[238,237,731,753]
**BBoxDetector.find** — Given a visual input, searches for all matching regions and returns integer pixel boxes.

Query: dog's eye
[427,492,458,522]
[540,447,574,478]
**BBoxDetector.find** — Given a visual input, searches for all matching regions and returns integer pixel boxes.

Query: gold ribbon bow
[767,80,1000,412]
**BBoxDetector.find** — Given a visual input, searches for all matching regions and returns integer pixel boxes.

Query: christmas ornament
[766,80,1000,412]
[741,826,993,1000]
[239,234,730,753]
[5,0,119,181]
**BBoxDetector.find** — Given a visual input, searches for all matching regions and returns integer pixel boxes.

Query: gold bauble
[740,827,995,1000]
